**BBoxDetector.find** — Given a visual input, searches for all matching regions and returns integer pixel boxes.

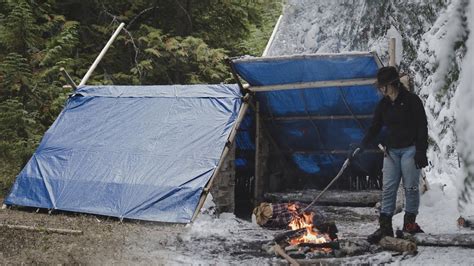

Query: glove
[348,143,364,162]
[414,151,428,169]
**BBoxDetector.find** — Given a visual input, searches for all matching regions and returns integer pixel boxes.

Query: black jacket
[362,89,428,153]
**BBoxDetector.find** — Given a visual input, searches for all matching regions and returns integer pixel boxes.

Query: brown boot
[367,213,394,244]
[403,212,424,234]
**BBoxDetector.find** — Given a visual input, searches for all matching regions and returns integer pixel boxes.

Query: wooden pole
[243,78,376,92]
[254,102,262,203]
[262,15,283,56]
[78,22,125,87]
[59,67,77,90]
[191,96,251,222]
[389,38,396,67]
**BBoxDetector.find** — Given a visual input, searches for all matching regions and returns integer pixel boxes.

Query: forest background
[0,0,282,195]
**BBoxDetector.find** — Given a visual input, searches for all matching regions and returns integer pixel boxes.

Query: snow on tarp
[232,53,382,178]
[5,84,242,223]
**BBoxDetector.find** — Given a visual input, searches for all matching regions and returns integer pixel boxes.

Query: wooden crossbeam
[244,78,376,92]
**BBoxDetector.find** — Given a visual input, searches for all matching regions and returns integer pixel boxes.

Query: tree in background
[0,0,283,194]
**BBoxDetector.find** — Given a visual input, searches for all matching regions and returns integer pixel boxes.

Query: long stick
[0,224,83,235]
[78,22,125,87]
[302,148,359,212]
[274,243,300,266]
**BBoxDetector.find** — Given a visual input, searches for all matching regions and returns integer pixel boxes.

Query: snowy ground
[1,190,473,265]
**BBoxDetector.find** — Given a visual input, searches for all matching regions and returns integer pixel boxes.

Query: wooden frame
[191,94,251,222]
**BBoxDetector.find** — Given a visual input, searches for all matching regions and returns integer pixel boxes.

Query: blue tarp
[5,84,242,223]
[232,53,383,177]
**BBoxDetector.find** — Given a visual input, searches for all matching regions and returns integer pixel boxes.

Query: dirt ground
[2,199,472,265]
[0,201,275,265]
[0,199,378,265]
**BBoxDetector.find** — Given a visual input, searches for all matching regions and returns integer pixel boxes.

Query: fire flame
[287,205,331,246]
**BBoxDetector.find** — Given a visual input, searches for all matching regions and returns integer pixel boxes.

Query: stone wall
[211,143,235,213]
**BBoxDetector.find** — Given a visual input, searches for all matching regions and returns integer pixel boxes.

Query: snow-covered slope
[268,0,473,215]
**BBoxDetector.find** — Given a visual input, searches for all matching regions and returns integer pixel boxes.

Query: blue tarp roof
[5,84,242,223]
[232,53,383,177]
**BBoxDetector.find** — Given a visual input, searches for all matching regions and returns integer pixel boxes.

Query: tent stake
[78,22,125,87]
[191,95,251,222]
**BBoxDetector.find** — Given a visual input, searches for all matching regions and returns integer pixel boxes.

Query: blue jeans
[381,145,421,216]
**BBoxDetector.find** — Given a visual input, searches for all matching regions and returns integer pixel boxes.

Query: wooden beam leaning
[191,94,251,222]
[244,77,376,92]
[78,22,125,87]
[262,14,283,56]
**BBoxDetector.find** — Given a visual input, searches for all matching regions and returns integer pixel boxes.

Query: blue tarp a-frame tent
[5,84,242,223]
[231,52,384,184]
[5,52,384,223]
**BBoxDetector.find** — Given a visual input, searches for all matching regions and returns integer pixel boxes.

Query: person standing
[350,66,429,244]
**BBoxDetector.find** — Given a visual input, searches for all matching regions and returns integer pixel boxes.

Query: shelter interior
[230,53,385,218]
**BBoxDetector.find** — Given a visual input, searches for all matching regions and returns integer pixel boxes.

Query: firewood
[379,236,417,253]
[413,233,474,247]
[0,224,83,235]
[273,228,306,243]
[297,241,340,249]
[274,243,300,266]
[296,251,395,265]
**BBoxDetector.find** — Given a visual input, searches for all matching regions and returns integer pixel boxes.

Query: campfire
[288,210,333,248]
[269,203,340,259]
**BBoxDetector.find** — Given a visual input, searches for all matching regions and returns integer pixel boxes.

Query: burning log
[379,236,417,253]
[274,228,306,243]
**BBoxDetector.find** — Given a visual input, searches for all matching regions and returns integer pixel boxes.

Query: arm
[361,100,384,148]
[412,95,428,152]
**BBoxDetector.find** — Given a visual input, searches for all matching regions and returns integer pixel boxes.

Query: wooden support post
[78,22,125,87]
[191,95,251,222]
[389,38,396,67]
[254,102,263,203]
[59,67,77,90]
